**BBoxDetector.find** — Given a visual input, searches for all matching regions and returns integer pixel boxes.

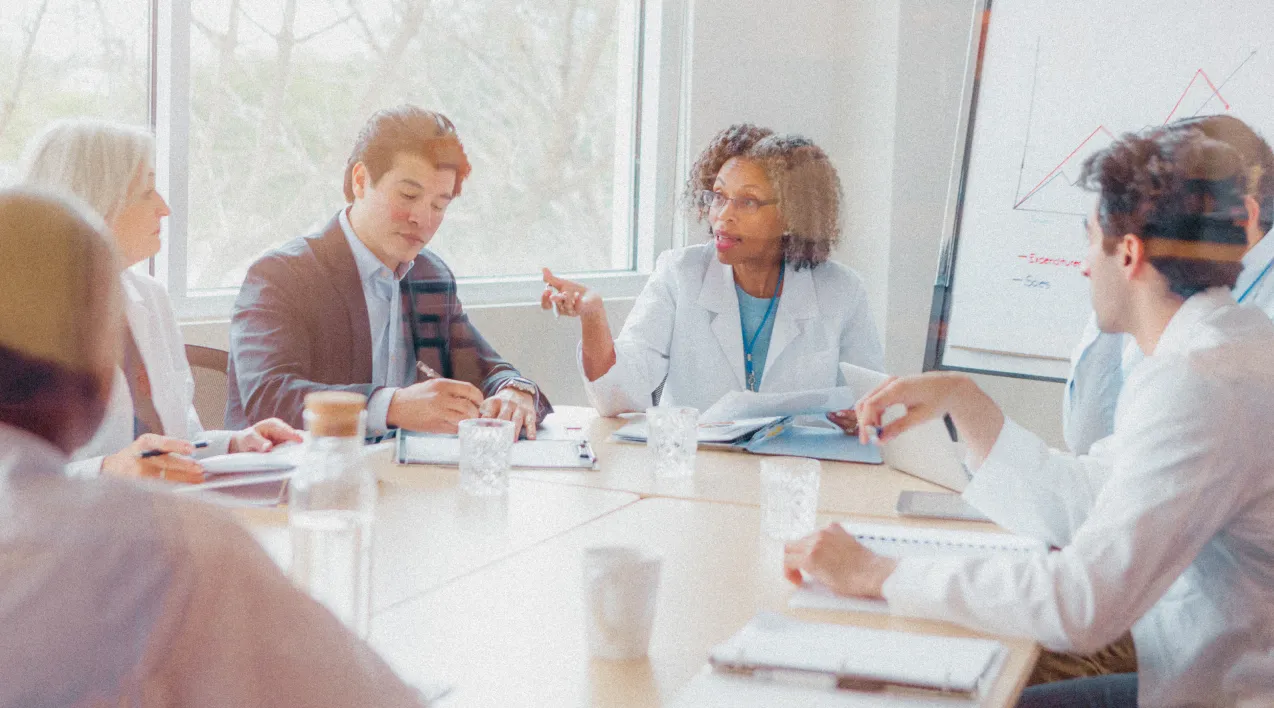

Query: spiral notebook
[686,612,1006,702]
[790,521,1046,615]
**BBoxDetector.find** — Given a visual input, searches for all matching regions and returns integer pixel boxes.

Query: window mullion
[153,0,192,306]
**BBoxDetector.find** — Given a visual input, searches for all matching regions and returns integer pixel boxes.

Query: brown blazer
[225,213,551,430]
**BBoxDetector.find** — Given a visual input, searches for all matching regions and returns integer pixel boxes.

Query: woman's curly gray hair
[684,124,843,270]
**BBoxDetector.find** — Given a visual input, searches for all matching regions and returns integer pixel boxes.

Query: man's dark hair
[343,105,471,202]
[1080,128,1249,299]
[1169,114,1274,232]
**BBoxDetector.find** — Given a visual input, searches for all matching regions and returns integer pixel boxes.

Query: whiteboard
[926,0,1274,381]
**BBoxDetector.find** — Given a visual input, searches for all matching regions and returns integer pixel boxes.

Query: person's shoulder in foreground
[0,187,431,708]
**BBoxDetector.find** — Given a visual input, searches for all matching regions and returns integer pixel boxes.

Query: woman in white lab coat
[542,124,884,416]
[21,120,300,482]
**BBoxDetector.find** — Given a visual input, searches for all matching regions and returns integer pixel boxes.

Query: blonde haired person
[542,124,883,415]
[21,119,300,482]
[0,188,433,707]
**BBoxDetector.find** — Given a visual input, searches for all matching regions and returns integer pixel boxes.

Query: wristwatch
[500,377,540,407]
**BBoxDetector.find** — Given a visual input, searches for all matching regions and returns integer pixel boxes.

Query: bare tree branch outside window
[186,0,636,291]
[0,0,637,293]
[0,0,149,184]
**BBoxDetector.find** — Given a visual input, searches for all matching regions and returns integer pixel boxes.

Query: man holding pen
[227,106,550,440]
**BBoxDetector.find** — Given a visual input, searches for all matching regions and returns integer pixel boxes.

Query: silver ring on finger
[160,460,168,480]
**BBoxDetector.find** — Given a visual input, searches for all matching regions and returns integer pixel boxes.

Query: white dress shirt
[0,421,430,707]
[884,289,1274,706]
[1063,231,1274,454]
[67,270,233,477]
[582,243,885,416]
[338,208,413,435]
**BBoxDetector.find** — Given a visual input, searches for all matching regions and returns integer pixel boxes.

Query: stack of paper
[610,416,784,445]
[699,387,859,423]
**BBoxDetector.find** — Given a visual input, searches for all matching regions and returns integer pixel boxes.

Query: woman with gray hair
[21,119,300,482]
[542,124,883,415]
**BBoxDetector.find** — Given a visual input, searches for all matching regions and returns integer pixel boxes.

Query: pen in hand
[416,360,442,381]
[140,440,208,458]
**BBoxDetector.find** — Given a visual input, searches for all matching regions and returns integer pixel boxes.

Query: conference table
[236,406,1039,707]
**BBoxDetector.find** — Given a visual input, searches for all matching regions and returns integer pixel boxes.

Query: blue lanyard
[742,263,785,392]
[1237,252,1274,304]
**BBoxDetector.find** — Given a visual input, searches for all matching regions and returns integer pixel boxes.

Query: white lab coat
[1064,232,1274,454]
[0,422,430,707]
[67,270,232,477]
[883,289,1274,706]
[582,243,884,415]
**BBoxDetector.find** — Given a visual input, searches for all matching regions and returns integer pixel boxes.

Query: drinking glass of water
[760,457,821,540]
[646,406,697,478]
[459,418,515,496]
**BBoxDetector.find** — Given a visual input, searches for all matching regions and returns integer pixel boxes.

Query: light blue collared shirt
[339,208,413,434]
[1063,229,1274,454]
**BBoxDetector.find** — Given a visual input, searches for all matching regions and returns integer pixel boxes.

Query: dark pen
[140,440,209,458]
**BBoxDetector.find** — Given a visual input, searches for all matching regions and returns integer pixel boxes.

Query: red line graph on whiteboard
[1009,40,1258,217]
[1013,69,1231,211]
[1162,68,1230,124]
[1013,124,1116,210]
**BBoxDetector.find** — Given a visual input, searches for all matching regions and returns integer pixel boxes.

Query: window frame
[151,0,690,321]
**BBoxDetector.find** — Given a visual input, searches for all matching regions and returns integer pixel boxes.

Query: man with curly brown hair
[1065,114,1274,456]
[785,127,1274,705]
[541,123,884,415]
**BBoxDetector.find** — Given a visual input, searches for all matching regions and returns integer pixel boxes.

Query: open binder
[395,431,598,469]
[610,414,883,465]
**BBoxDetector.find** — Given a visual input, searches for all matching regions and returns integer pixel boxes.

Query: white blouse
[67,269,233,477]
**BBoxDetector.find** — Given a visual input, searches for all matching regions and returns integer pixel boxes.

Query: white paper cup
[582,545,662,660]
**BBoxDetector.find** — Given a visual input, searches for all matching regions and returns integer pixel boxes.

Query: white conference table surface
[370,497,1038,708]
[379,406,955,517]
[241,468,639,612]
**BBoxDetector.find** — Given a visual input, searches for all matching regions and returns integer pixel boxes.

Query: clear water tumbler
[459,418,514,496]
[646,406,697,478]
[760,457,821,540]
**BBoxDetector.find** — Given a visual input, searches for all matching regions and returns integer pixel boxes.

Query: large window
[3,0,686,318]
[0,0,151,183]
[184,0,641,294]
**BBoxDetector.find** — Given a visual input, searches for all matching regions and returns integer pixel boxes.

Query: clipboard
[396,431,598,470]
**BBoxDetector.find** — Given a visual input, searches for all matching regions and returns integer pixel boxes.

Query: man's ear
[1244,195,1262,247]
[1122,233,1145,275]
[351,162,369,200]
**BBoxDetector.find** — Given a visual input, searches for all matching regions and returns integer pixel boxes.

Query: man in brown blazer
[227,106,550,439]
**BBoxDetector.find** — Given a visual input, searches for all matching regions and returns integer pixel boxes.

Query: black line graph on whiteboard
[1011,39,1258,217]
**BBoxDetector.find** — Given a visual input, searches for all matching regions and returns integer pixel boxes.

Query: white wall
[883,0,1064,446]
[185,0,1067,445]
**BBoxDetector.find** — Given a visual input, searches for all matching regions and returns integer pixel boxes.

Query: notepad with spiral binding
[686,612,1006,702]
[790,521,1046,615]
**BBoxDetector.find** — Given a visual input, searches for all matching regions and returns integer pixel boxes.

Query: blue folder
[742,418,883,464]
